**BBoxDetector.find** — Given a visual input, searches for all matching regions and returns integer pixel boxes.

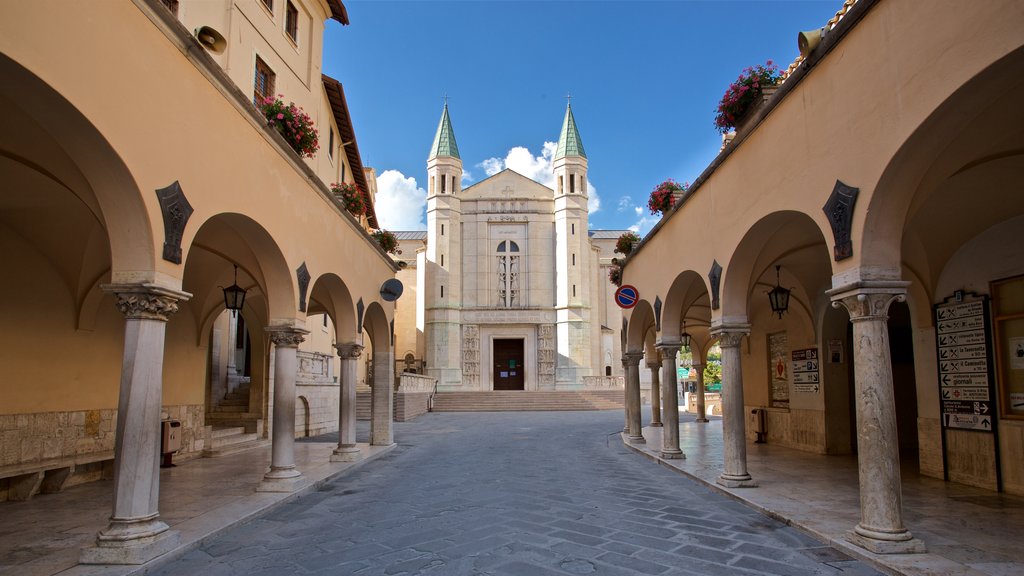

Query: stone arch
[662,270,712,347]
[0,52,154,279]
[625,300,656,354]
[863,45,1024,274]
[307,272,357,342]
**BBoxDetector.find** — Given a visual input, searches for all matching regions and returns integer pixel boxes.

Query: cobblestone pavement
[151,410,883,576]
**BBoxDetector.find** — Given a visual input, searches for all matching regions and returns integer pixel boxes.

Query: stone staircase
[204,381,267,457]
[431,390,624,412]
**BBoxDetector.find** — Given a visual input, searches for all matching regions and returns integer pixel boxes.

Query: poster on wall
[767,332,789,408]
[1010,337,1024,371]
[792,348,820,393]
[934,292,995,432]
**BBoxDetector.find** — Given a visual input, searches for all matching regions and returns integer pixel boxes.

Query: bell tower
[425,103,464,389]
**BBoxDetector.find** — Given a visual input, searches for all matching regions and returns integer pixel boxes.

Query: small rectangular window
[441,224,445,236]
[441,175,447,193]
[441,254,444,266]
[253,56,275,106]
[441,285,444,298]
[573,285,576,297]
[285,2,298,43]
[572,254,575,266]
[451,176,456,193]
[571,223,575,235]
[328,128,335,160]
[570,174,575,194]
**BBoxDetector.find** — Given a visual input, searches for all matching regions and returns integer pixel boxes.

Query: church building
[392,104,627,392]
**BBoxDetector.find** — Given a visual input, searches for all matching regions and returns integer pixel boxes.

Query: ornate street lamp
[680,320,692,349]
[222,264,247,317]
[767,265,791,319]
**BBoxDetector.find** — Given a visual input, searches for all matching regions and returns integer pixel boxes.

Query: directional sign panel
[935,294,994,433]
[791,348,820,393]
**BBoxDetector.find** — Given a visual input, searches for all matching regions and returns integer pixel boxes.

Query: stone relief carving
[823,180,859,261]
[269,330,306,348]
[155,181,193,264]
[462,324,480,388]
[113,292,182,322]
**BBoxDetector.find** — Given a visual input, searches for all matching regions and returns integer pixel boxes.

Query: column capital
[622,351,644,367]
[656,341,680,359]
[266,327,309,348]
[102,283,191,322]
[712,326,749,349]
[646,359,662,369]
[828,281,909,322]
[335,343,364,359]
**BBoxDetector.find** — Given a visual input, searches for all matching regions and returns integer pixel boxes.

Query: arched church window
[570,174,575,194]
[496,241,521,308]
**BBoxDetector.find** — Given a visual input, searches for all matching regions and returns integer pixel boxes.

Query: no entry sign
[615,285,639,309]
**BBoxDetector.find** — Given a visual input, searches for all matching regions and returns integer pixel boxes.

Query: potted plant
[615,231,641,256]
[608,264,623,288]
[714,60,782,134]
[648,179,688,216]
[372,229,402,256]
[258,95,320,158]
[331,182,366,217]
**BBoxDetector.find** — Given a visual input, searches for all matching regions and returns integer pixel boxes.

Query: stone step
[202,438,268,458]
[431,391,625,412]
[216,404,248,412]
[209,431,258,447]
[211,426,246,439]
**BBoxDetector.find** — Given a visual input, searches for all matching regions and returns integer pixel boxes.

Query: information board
[791,348,820,393]
[934,293,994,432]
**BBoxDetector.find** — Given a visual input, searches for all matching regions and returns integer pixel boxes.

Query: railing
[580,376,625,389]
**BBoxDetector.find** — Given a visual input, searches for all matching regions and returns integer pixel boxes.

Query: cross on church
[566,93,572,106]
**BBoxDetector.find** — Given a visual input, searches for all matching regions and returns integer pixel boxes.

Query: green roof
[428,103,460,160]
[554,104,586,160]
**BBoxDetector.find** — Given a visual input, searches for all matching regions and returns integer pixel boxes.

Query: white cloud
[373,169,426,230]
[461,169,474,183]
[478,141,601,214]
[617,196,658,236]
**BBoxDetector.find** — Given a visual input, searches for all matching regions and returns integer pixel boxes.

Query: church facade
[392,105,627,391]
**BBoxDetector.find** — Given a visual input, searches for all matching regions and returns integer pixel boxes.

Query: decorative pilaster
[331,343,363,462]
[693,362,709,423]
[830,281,925,554]
[647,358,663,427]
[81,284,190,565]
[258,326,308,492]
[713,328,757,488]
[657,343,684,459]
[624,352,645,444]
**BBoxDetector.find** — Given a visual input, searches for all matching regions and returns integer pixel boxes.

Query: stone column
[647,357,663,427]
[258,326,308,492]
[830,283,925,554]
[713,328,756,487]
[226,312,239,393]
[371,348,395,446]
[657,343,684,459]
[331,342,363,462]
[624,352,645,444]
[693,362,709,423]
[81,284,189,565]
[621,356,630,433]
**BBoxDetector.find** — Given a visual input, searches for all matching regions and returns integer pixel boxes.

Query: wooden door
[493,339,525,390]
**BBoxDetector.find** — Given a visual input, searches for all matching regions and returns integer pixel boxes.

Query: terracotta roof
[322,74,378,229]
[326,0,349,25]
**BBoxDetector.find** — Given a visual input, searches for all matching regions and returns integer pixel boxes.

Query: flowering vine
[372,229,402,256]
[608,264,623,288]
[714,60,781,134]
[614,231,641,256]
[331,182,366,217]
[258,96,319,158]
[648,179,688,216]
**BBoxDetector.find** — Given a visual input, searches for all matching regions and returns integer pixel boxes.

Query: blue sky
[323,1,842,234]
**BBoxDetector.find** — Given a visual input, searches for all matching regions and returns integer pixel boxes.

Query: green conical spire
[554,103,586,160]
[428,103,460,160]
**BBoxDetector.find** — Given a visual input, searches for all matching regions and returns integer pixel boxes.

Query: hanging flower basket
[608,265,623,287]
[615,231,641,256]
[372,229,402,255]
[714,61,782,134]
[648,179,688,216]
[331,182,366,217]
[258,96,319,158]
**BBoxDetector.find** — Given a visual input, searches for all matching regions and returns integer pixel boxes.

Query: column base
[627,434,646,445]
[80,527,180,565]
[716,473,758,488]
[257,466,305,493]
[660,449,685,460]
[847,527,926,554]
[650,422,664,428]
[330,446,362,463]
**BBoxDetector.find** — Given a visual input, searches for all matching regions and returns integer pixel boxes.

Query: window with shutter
[253,57,275,106]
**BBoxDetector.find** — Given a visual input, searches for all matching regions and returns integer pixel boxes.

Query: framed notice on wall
[993,275,1024,420]
[934,291,995,432]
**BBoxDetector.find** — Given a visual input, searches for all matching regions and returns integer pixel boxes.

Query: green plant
[614,231,641,256]
[331,182,365,217]
[648,179,688,216]
[258,95,319,158]
[714,60,781,133]
[372,229,402,255]
[608,264,623,287]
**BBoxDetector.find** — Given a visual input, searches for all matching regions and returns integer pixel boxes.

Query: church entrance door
[493,339,525,390]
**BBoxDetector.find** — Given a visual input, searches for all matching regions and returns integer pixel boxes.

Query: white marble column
[258,326,308,492]
[647,357,663,427]
[693,362,709,423]
[624,352,645,444]
[331,342,363,462]
[657,343,684,459]
[371,348,395,446]
[831,283,925,554]
[714,328,756,488]
[80,284,189,565]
